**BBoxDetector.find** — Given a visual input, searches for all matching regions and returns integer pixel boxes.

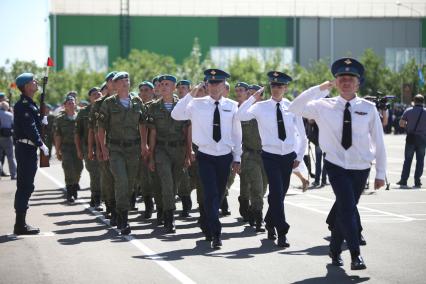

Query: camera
[364,91,395,111]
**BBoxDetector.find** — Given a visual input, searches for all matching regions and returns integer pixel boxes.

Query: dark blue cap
[331,58,364,78]
[88,87,99,96]
[105,71,118,82]
[267,71,292,85]
[204,69,230,81]
[235,82,249,89]
[177,80,191,87]
[16,73,34,88]
[112,71,129,81]
[158,74,177,83]
[249,84,262,91]
[139,81,154,89]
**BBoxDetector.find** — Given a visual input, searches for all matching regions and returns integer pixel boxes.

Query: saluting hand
[319,80,335,91]
[374,179,385,190]
[251,87,265,101]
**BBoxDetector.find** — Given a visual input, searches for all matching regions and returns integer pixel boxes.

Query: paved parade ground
[1,134,425,284]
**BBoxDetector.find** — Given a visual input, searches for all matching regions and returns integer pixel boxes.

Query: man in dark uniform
[13,73,49,235]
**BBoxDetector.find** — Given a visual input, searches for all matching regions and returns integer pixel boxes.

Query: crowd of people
[4,57,426,271]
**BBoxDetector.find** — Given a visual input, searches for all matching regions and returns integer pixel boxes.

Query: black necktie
[213,101,221,142]
[276,103,286,141]
[342,102,352,150]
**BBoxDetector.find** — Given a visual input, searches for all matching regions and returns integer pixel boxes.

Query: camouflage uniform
[240,119,268,231]
[146,96,189,232]
[54,112,84,201]
[75,105,101,207]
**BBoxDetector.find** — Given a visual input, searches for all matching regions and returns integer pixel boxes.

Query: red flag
[47,57,55,67]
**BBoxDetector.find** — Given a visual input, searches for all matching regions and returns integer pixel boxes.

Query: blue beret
[249,84,262,91]
[158,74,177,83]
[331,58,364,78]
[112,72,129,81]
[139,81,154,89]
[15,73,34,88]
[267,71,292,84]
[177,80,191,87]
[100,81,107,91]
[235,82,249,89]
[105,71,118,82]
[152,75,161,85]
[204,69,230,81]
[88,87,99,96]
[0,92,5,98]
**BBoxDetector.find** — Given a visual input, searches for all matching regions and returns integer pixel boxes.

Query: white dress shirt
[288,85,387,180]
[171,93,242,162]
[236,96,307,161]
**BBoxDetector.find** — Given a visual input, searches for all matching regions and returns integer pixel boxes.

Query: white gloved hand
[41,116,48,125]
[40,144,49,156]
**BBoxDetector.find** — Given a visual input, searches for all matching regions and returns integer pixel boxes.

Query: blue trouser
[325,160,370,253]
[14,143,38,213]
[262,151,296,234]
[400,138,426,185]
[197,151,232,238]
[314,145,327,184]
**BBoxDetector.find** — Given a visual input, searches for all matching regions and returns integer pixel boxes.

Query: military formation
[12,57,389,272]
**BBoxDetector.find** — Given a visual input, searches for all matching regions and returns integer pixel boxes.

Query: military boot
[130,192,137,211]
[117,210,131,235]
[277,230,290,248]
[72,184,80,200]
[105,204,112,219]
[180,196,192,218]
[238,196,250,221]
[350,250,366,270]
[156,207,164,226]
[13,212,40,235]
[220,197,231,216]
[266,224,276,240]
[66,185,74,203]
[164,210,176,234]
[93,194,103,211]
[254,210,265,232]
[247,206,255,227]
[143,196,154,219]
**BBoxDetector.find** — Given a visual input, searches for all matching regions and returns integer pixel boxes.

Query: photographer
[0,101,16,179]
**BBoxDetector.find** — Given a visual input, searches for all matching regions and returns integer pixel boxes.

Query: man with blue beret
[12,73,50,235]
[152,75,162,99]
[172,68,242,249]
[237,70,307,248]
[176,80,191,99]
[0,92,6,102]
[288,57,386,270]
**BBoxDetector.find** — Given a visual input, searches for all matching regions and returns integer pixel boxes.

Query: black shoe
[119,211,131,235]
[13,213,40,235]
[266,224,276,240]
[329,251,344,266]
[93,195,103,211]
[413,183,422,189]
[311,181,320,187]
[156,208,164,226]
[1,172,10,177]
[144,196,154,219]
[130,192,138,211]
[220,197,231,216]
[72,184,78,200]
[180,196,192,218]
[205,235,212,242]
[238,196,250,221]
[396,180,408,188]
[164,210,176,234]
[320,181,329,187]
[277,234,290,248]
[254,210,265,232]
[66,185,75,203]
[360,234,367,246]
[351,255,367,270]
[211,236,222,249]
[110,207,117,227]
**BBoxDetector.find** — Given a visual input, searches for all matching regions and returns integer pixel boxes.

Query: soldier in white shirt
[236,71,307,248]
[288,58,386,270]
[171,69,242,249]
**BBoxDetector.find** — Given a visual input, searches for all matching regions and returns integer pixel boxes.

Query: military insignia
[22,99,28,104]
[273,72,279,77]
[345,67,350,71]
[24,112,29,117]
[355,111,368,115]
[274,78,277,82]
[344,59,352,65]
[210,70,216,75]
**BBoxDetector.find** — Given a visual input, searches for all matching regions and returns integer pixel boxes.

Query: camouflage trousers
[61,144,83,186]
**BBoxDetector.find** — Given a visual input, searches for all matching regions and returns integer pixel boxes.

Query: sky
[0,0,49,67]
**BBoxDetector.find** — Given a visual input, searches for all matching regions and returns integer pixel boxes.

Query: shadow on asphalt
[57,229,118,245]
[290,264,370,283]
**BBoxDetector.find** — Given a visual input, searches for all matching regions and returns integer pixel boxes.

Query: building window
[210,47,294,70]
[64,45,108,72]
[385,48,426,72]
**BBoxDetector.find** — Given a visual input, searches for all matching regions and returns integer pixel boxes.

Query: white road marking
[7,232,55,238]
[39,169,196,284]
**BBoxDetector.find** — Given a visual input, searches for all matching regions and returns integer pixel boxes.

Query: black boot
[164,210,176,234]
[156,207,164,226]
[66,185,74,203]
[72,184,79,200]
[105,204,111,219]
[277,231,290,248]
[266,224,276,240]
[130,192,137,211]
[143,196,154,219]
[118,210,131,235]
[329,250,344,266]
[211,235,222,249]
[254,210,265,232]
[110,202,117,227]
[247,206,255,227]
[350,250,366,270]
[13,212,40,235]
[238,196,250,221]
[220,197,231,216]
[180,196,192,218]
[93,194,103,211]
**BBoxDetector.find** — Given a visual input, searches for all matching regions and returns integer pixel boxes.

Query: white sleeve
[171,93,193,121]
[294,115,308,162]
[288,85,330,120]
[371,108,387,180]
[236,96,256,121]
[232,106,242,162]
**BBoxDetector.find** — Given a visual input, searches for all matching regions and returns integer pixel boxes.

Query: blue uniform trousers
[262,151,296,234]
[400,138,426,185]
[324,160,370,253]
[14,143,38,213]
[197,151,232,238]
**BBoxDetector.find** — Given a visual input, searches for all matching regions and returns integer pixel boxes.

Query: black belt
[156,140,185,147]
[108,138,140,147]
